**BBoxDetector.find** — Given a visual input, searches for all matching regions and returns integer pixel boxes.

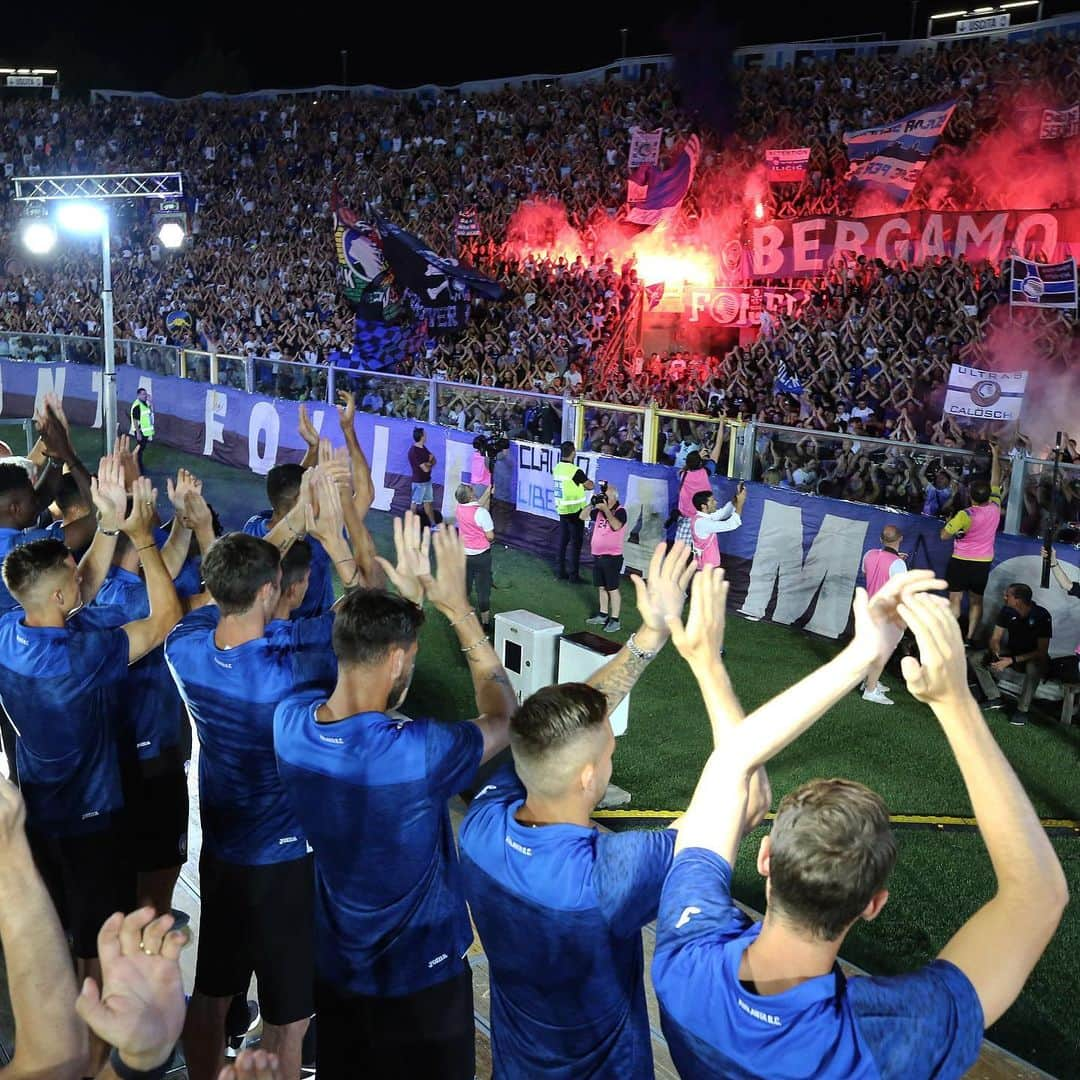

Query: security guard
[553,440,594,583]
[130,387,155,459]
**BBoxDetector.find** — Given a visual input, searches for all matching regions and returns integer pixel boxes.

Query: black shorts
[592,553,623,591]
[195,852,315,1025]
[946,557,992,596]
[29,821,136,959]
[123,753,189,873]
[315,961,474,1080]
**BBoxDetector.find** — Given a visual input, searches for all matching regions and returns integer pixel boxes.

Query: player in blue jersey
[458,541,697,1079]
[0,463,182,1072]
[652,567,1069,1080]
[93,469,216,919]
[274,515,517,1080]
[167,472,368,1080]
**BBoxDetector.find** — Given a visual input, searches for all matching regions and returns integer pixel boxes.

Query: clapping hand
[90,453,128,533]
[336,388,357,429]
[666,565,729,666]
[423,525,470,617]
[166,468,202,513]
[297,405,320,449]
[316,438,352,493]
[848,569,947,675]
[122,476,158,544]
[304,470,346,547]
[632,541,696,636]
[374,511,430,606]
[896,591,970,707]
[75,909,189,1074]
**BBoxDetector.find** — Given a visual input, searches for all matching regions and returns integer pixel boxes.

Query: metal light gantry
[12,172,184,448]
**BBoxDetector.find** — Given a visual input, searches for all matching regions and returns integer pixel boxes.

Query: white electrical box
[558,633,631,737]
[494,610,565,705]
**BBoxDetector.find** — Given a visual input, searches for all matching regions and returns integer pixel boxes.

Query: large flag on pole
[625,135,701,227]
[1009,257,1078,309]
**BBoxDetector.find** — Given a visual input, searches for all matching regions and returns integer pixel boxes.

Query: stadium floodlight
[21,220,57,255]
[157,221,186,249]
[11,172,183,454]
[929,10,969,18]
[56,201,106,234]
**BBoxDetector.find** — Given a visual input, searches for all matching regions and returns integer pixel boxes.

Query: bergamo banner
[685,287,806,327]
[764,148,810,184]
[628,127,663,168]
[943,365,1028,422]
[1010,256,1078,309]
[749,208,1080,278]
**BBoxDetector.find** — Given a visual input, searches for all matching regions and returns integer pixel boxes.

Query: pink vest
[470,451,491,487]
[457,504,490,553]
[863,548,901,597]
[679,468,712,519]
[954,501,1001,561]
[692,513,722,569]
[590,510,625,556]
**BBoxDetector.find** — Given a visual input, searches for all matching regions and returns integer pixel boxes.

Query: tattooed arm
[588,543,696,716]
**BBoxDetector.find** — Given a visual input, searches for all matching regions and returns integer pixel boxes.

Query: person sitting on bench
[971,583,1052,727]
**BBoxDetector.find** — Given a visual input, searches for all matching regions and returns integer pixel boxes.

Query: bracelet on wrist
[626,633,658,662]
[108,1046,170,1080]
[450,609,477,629]
[461,638,489,653]
[136,542,157,553]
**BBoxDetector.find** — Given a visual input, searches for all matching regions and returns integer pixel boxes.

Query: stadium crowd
[0,392,1070,1079]
[1,35,1079,433]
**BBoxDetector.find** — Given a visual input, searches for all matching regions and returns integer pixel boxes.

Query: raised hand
[179,490,214,534]
[666,565,729,666]
[91,453,128,532]
[218,1050,282,1080]
[166,468,202,512]
[74,908,188,1074]
[336,388,357,429]
[304,470,346,547]
[374,511,430,607]
[113,434,140,484]
[423,525,470,617]
[121,476,158,543]
[297,404,320,448]
[897,591,971,707]
[35,397,74,463]
[316,438,352,492]
[849,568,948,673]
[632,541,696,635]
[44,391,69,432]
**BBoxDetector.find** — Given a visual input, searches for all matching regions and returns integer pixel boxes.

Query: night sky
[3,1,929,96]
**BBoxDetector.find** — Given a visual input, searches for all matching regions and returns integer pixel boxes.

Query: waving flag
[331,188,404,322]
[773,359,803,396]
[625,136,701,227]
[1009,257,1077,309]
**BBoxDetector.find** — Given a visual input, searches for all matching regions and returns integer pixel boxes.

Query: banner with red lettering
[748,209,1080,278]
[684,287,806,327]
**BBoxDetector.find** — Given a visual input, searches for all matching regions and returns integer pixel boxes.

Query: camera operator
[554,440,595,584]
[470,429,508,509]
[583,482,627,633]
[455,483,496,632]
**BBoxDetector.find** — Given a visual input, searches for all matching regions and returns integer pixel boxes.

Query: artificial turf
[38,428,1080,1077]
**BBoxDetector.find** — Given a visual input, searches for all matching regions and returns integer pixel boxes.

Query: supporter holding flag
[0,457,182,1072]
[458,544,708,1079]
[652,568,1067,1078]
[274,515,517,1080]
[166,471,366,1080]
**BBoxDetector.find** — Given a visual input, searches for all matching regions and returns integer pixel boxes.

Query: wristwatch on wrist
[108,1047,171,1080]
[626,633,658,661]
